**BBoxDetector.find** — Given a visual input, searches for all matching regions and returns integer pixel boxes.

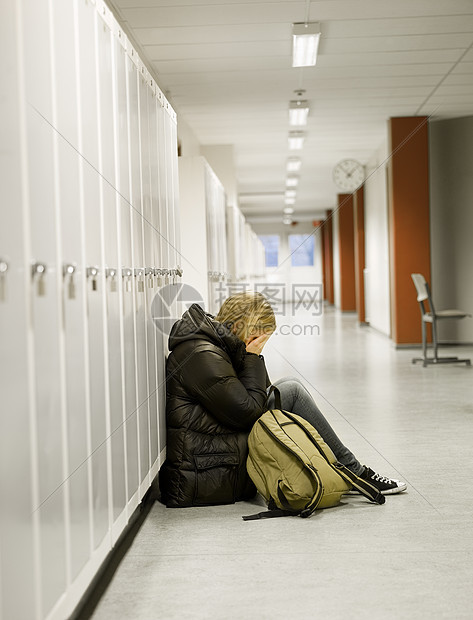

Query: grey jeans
[266,376,364,476]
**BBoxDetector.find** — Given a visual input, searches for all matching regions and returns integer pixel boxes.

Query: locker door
[150,98,167,463]
[114,34,138,506]
[96,10,126,524]
[139,71,156,484]
[52,0,91,581]
[164,108,176,274]
[146,86,160,468]
[170,117,181,273]
[22,0,67,614]
[76,0,109,551]
[0,3,37,617]
[127,54,149,492]
[157,97,170,275]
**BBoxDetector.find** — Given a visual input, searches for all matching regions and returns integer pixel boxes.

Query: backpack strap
[265,385,282,410]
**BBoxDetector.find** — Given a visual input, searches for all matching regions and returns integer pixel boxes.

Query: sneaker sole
[346,482,407,496]
[381,482,407,495]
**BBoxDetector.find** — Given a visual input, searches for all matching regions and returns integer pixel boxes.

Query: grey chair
[411,273,471,367]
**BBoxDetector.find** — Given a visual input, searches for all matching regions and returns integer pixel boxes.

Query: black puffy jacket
[159,303,270,507]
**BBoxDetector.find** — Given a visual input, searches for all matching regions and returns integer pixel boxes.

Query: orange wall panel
[353,185,366,323]
[323,210,334,304]
[388,116,431,344]
[337,194,356,311]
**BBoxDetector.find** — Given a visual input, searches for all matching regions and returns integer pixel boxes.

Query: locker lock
[145,267,154,288]
[86,266,99,291]
[163,268,170,285]
[0,258,8,302]
[154,268,163,287]
[122,267,132,293]
[31,262,47,296]
[106,268,118,293]
[134,268,145,293]
[63,263,77,299]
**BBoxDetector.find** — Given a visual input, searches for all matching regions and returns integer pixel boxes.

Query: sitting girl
[159,292,406,507]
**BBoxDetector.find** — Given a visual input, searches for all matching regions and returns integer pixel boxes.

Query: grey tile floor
[91,306,473,620]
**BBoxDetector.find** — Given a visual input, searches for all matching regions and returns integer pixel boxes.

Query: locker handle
[0,259,9,274]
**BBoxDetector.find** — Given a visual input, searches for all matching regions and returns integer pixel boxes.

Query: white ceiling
[108,0,473,223]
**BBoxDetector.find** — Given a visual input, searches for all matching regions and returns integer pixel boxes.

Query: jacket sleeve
[174,344,268,430]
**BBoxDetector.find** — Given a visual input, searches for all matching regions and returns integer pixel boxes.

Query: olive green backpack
[243,389,385,520]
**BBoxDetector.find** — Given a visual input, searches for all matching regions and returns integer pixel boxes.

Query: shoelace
[370,472,393,484]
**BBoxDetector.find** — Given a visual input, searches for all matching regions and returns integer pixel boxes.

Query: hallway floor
[90,306,473,620]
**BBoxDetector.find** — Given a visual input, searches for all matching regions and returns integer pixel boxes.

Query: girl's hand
[245,334,271,355]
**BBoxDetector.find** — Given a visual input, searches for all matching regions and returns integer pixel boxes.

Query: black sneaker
[360,466,407,495]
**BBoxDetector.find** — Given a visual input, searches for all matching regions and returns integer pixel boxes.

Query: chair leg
[421,320,427,360]
[432,318,438,361]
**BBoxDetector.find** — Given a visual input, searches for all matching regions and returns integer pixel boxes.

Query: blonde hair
[215,291,276,342]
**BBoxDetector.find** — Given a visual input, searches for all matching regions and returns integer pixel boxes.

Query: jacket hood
[168,303,246,366]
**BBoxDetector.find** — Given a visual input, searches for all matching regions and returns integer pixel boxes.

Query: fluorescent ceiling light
[292,22,320,67]
[292,22,321,67]
[286,177,299,188]
[287,157,302,173]
[289,100,309,126]
[288,131,304,150]
[283,207,294,214]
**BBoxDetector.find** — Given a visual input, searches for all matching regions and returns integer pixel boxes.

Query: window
[258,235,279,267]
[289,234,314,267]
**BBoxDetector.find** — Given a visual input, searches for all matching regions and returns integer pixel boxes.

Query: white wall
[430,116,473,343]
[250,222,323,306]
[364,139,391,335]
[177,116,201,157]
[200,145,238,209]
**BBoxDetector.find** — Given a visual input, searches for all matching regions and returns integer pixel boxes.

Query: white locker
[139,71,156,481]
[128,56,150,492]
[96,10,127,524]
[22,0,68,614]
[146,86,160,469]
[157,94,170,273]
[76,0,109,553]
[179,157,227,313]
[151,97,167,462]
[113,32,139,508]
[51,0,91,581]
[0,3,37,618]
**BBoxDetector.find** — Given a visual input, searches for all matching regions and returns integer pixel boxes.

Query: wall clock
[332,159,365,192]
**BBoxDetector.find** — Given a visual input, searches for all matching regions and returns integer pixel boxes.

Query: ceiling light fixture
[286,157,302,173]
[289,100,309,126]
[285,189,297,199]
[283,207,294,214]
[292,22,321,67]
[286,177,299,187]
[288,131,304,150]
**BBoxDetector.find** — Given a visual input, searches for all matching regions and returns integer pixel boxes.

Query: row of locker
[1,0,181,619]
